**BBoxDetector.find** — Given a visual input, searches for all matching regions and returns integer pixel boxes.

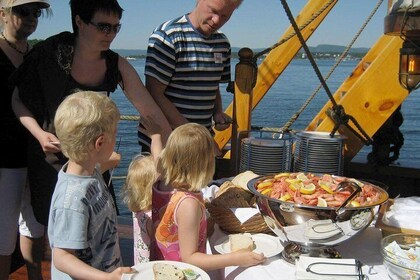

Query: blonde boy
[48,91,133,280]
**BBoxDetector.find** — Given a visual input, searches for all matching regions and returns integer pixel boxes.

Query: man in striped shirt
[139,0,242,156]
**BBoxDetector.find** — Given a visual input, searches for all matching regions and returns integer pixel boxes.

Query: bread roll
[229,233,255,252]
[153,263,185,280]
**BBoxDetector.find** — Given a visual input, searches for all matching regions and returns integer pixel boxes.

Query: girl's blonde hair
[122,154,157,212]
[54,91,120,162]
[158,123,215,192]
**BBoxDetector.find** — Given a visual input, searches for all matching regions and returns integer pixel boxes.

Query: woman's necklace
[0,32,29,55]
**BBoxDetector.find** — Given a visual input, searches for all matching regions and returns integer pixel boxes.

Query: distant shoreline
[113,44,369,59]
[122,52,365,60]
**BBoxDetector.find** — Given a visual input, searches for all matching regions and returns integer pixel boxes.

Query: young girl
[155,123,266,271]
[122,115,163,264]
[122,154,157,264]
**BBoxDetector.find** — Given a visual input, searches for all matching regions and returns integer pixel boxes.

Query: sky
[34,0,389,50]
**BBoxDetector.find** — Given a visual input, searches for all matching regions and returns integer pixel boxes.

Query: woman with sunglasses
[0,0,50,279]
[10,0,170,278]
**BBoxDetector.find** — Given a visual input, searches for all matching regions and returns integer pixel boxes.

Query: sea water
[112,58,420,215]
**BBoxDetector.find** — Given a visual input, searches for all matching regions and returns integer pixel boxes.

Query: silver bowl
[247,174,389,263]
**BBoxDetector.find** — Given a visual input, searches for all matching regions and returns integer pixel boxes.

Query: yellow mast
[214,0,339,158]
[215,0,410,168]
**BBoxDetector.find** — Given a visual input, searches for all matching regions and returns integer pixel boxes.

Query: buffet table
[206,225,390,280]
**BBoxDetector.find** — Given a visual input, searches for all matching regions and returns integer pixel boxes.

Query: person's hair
[227,0,243,8]
[54,91,120,162]
[69,0,123,35]
[122,154,157,212]
[195,0,243,8]
[0,1,52,30]
[157,123,215,192]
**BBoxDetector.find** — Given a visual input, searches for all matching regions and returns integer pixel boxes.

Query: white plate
[213,233,283,258]
[121,260,210,280]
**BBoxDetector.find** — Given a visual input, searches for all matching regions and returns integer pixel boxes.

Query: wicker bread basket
[206,202,272,234]
[206,179,272,234]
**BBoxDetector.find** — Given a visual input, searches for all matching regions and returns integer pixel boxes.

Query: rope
[120,115,140,121]
[279,0,337,105]
[281,0,385,132]
[253,0,336,62]
[279,0,374,144]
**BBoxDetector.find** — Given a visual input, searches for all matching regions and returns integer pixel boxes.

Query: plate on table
[121,260,210,280]
[214,233,283,258]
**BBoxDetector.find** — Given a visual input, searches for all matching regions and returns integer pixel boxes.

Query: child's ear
[95,135,105,151]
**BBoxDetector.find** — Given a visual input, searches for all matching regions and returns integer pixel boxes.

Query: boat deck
[9,216,134,280]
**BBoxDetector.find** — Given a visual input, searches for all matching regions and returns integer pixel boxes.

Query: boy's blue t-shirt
[48,163,122,279]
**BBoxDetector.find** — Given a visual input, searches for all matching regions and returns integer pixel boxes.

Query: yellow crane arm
[306,35,408,162]
[214,0,338,151]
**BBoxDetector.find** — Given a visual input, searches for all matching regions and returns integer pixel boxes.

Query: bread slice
[231,171,259,191]
[153,263,185,280]
[229,233,255,252]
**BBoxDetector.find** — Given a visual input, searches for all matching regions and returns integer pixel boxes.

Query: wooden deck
[9,216,134,280]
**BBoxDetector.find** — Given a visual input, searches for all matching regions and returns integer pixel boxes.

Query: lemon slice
[296,173,308,181]
[317,197,328,207]
[286,179,302,191]
[261,188,272,196]
[279,193,291,201]
[319,181,334,194]
[350,200,360,207]
[274,172,290,178]
[257,181,273,190]
[300,183,316,195]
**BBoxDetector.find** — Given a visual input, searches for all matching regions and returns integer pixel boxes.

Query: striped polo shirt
[139,14,231,148]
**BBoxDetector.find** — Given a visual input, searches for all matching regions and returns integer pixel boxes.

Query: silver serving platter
[247,174,389,263]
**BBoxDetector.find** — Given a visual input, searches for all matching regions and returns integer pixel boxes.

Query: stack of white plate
[239,132,293,175]
[293,131,346,175]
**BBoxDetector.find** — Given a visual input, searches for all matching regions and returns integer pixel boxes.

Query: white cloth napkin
[384,197,420,230]
[296,256,364,280]
[201,184,219,202]
[231,207,260,224]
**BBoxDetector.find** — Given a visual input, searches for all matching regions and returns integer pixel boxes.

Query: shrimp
[256,172,382,208]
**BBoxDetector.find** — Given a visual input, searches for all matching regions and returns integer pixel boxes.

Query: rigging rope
[120,115,140,121]
[279,0,374,145]
[281,0,385,132]
[253,0,335,61]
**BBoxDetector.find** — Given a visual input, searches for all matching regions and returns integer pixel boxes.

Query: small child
[155,123,267,271]
[122,154,157,264]
[123,113,165,264]
[48,91,134,279]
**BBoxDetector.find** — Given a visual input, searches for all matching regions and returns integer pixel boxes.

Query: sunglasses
[12,6,42,18]
[89,21,121,34]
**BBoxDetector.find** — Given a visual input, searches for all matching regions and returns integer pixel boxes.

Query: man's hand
[213,112,232,131]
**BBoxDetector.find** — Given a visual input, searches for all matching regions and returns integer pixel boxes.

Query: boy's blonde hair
[122,154,157,212]
[158,123,215,192]
[54,91,120,162]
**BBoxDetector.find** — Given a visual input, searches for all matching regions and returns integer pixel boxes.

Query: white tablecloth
[206,225,390,280]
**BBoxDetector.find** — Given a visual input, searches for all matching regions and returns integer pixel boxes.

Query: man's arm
[145,76,189,129]
[212,88,232,131]
[118,57,172,143]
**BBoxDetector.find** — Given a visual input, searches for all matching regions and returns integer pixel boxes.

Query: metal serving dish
[247,174,389,263]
